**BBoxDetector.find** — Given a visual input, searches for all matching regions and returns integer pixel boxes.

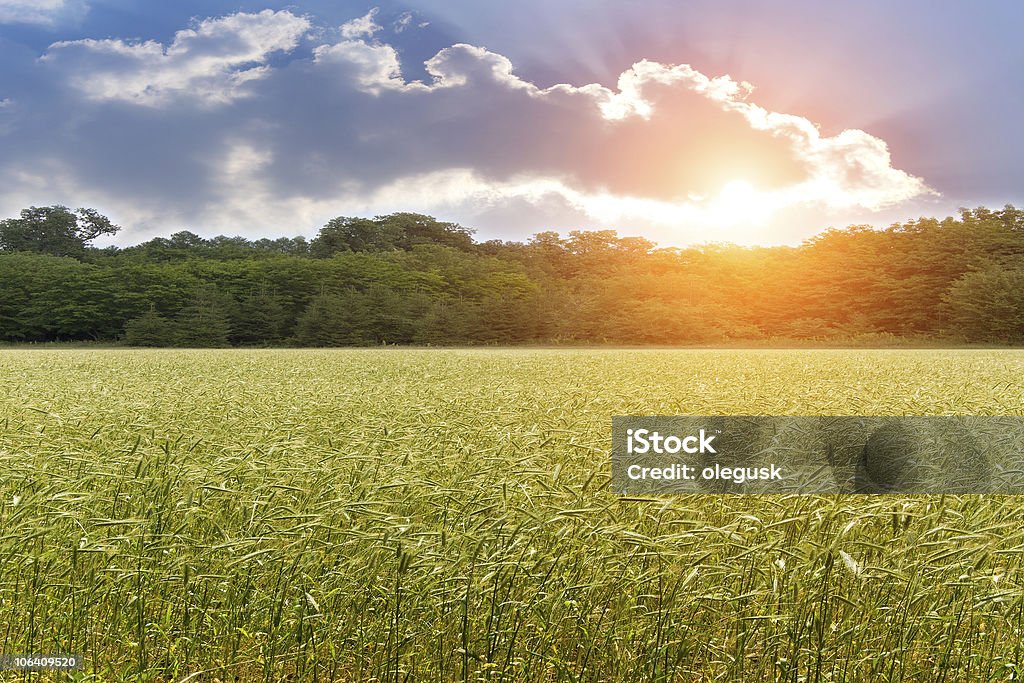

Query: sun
[703,179,769,224]
[718,179,758,203]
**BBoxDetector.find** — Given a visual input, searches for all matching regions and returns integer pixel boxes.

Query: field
[2,348,1024,682]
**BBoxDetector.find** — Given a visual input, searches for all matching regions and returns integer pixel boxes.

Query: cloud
[393,12,414,33]
[292,37,930,214]
[41,10,310,106]
[0,0,82,26]
[339,8,381,39]
[0,8,933,246]
[312,34,404,94]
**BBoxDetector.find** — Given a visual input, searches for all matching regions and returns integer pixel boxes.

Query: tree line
[1,205,1023,346]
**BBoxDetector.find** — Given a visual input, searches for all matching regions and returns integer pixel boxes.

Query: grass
[1,348,1024,681]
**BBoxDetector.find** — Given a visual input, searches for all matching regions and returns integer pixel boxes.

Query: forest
[1,205,1023,346]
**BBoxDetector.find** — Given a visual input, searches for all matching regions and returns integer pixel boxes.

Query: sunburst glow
[706,179,772,226]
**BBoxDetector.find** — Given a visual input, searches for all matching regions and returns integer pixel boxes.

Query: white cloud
[422,44,534,91]
[41,10,310,106]
[0,0,81,26]
[313,38,405,94]
[339,8,381,39]
[393,12,414,33]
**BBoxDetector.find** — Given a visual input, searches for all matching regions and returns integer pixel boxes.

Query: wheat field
[2,349,1024,681]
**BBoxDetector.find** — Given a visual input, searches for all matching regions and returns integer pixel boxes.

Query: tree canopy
[0,205,120,257]
[2,206,1023,346]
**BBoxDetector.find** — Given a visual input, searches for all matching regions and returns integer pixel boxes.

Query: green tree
[230,289,290,345]
[174,292,233,347]
[293,290,376,346]
[0,206,120,258]
[414,298,481,345]
[943,267,1024,342]
[311,217,401,256]
[123,308,175,346]
[310,213,475,256]
[0,253,122,341]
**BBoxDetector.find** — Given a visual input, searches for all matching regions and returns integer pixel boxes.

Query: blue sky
[0,0,1022,246]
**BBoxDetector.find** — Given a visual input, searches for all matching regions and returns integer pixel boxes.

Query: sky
[0,1,1022,248]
